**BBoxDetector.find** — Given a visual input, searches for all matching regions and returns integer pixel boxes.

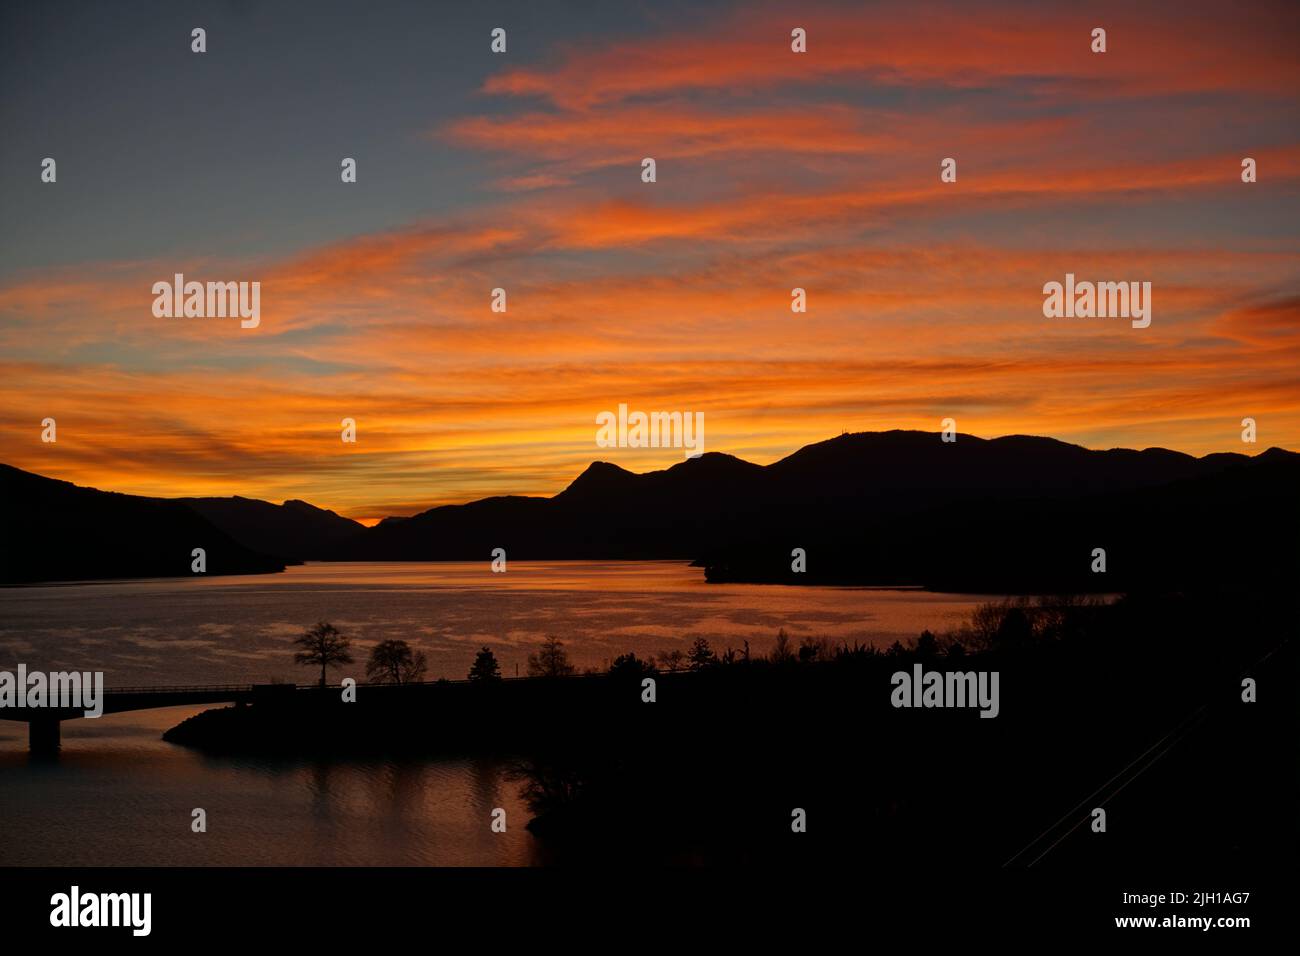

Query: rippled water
[0,561,994,684]
[0,562,997,865]
[0,705,538,866]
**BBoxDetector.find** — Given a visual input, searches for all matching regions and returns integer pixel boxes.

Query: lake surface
[0,561,998,865]
[0,561,996,683]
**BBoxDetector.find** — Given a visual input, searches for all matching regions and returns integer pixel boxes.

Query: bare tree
[659,648,686,673]
[294,621,354,688]
[527,636,575,678]
[365,639,428,684]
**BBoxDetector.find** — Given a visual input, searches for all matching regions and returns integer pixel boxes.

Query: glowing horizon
[2,0,1298,523]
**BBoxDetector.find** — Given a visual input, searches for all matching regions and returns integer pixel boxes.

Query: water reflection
[0,562,1000,866]
[0,706,538,866]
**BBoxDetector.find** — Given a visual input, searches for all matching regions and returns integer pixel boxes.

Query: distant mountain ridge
[0,465,364,584]
[4,430,1297,589]
[0,464,286,584]
[336,431,1299,580]
[174,495,363,562]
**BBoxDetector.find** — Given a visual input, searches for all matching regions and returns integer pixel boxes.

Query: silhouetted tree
[468,646,503,682]
[800,636,835,662]
[609,652,656,679]
[834,641,873,662]
[1034,594,1102,644]
[770,628,796,664]
[294,621,354,688]
[994,606,1033,652]
[914,630,939,658]
[969,602,1007,650]
[687,637,718,669]
[527,636,575,678]
[659,648,686,673]
[365,639,427,684]
[505,756,588,816]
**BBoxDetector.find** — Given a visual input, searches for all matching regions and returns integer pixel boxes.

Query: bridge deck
[0,676,542,722]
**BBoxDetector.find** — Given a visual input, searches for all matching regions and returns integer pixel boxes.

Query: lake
[0,561,998,865]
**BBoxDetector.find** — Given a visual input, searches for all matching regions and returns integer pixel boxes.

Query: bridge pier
[29,718,61,754]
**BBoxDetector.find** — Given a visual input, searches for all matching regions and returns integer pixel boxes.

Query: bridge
[2,682,312,753]
[0,676,553,753]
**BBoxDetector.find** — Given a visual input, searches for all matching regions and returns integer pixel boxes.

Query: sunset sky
[2,0,1298,522]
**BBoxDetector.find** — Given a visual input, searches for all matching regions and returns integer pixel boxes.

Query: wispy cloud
[2,0,1297,518]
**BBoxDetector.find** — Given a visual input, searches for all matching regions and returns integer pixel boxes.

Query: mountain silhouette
[0,464,285,583]
[0,465,363,584]
[4,431,1297,590]
[335,430,1300,592]
[175,495,364,562]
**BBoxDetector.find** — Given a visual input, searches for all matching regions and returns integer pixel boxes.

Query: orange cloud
[484,2,1300,109]
[2,0,1297,518]
[1213,296,1300,346]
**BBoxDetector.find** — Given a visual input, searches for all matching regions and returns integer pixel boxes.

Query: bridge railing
[102,673,615,694]
[104,684,256,694]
